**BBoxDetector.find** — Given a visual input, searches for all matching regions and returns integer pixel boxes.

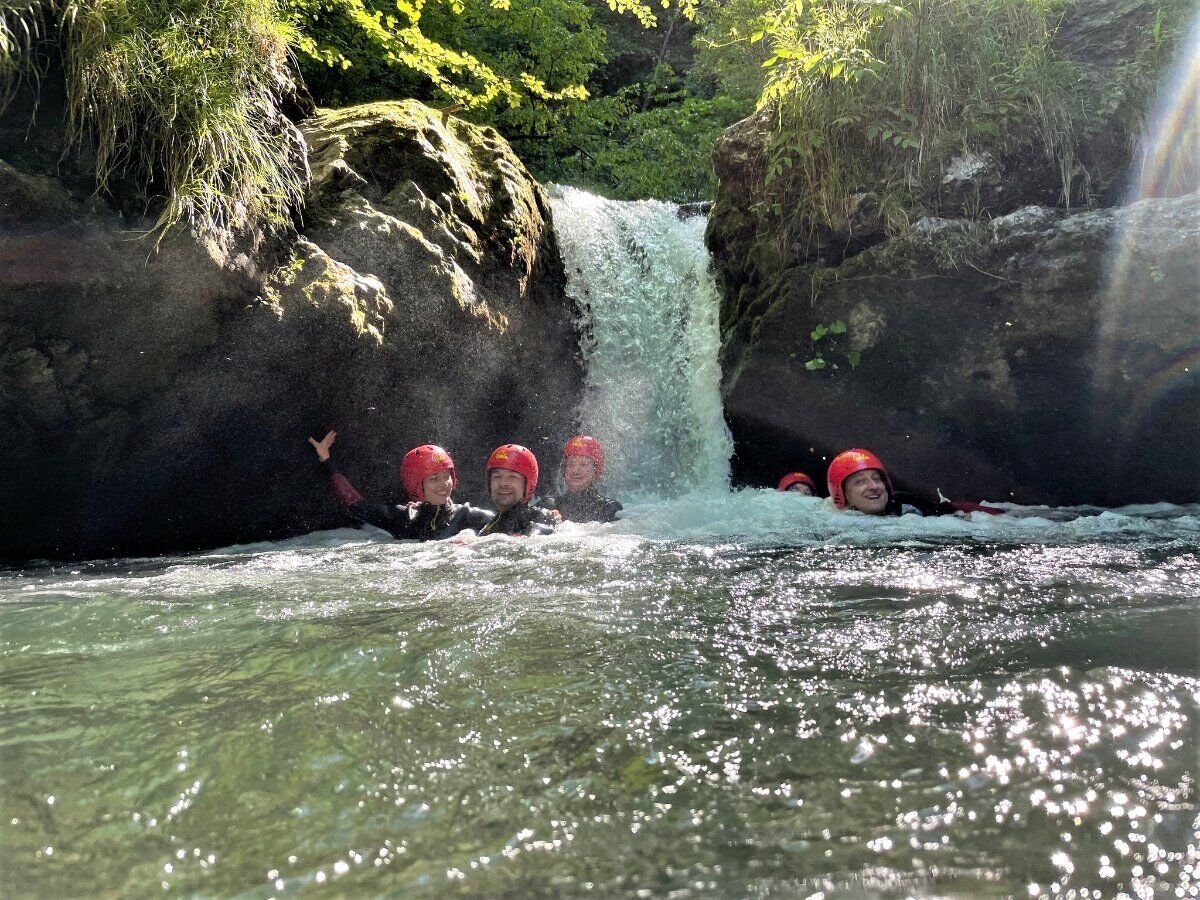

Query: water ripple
[1,502,1197,895]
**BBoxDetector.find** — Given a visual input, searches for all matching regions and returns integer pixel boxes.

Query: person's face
[844,469,889,514]
[563,455,598,492]
[786,482,814,496]
[489,469,526,511]
[422,470,453,506]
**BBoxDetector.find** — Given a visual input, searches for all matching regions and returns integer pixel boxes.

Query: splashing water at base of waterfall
[549,186,732,499]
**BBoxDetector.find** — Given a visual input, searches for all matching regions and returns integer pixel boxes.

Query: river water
[1,191,1198,897]
[1,501,1198,896]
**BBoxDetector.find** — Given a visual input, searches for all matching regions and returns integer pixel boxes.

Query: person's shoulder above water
[543,487,623,523]
[307,433,478,541]
[482,501,557,536]
[453,502,497,530]
[890,492,929,517]
[526,504,560,534]
[410,498,494,539]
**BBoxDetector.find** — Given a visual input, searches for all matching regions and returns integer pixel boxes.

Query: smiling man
[826,448,920,516]
[480,444,557,536]
[541,435,623,523]
[825,448,1004,517]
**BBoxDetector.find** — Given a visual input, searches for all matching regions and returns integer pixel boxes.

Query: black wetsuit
[885,493,999,517]
[324,460,492,540]
[479,502,557,537]
[885,493,931,517]
[541,486,623,523]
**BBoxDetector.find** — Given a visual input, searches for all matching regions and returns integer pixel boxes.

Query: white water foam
[158,495,1200,569]
[549,186,732,500]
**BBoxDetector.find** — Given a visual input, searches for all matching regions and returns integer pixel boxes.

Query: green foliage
[725,0,1193,256]
[805,319,856,372]
[4,0,306,245]
[436,0,604,145]
[689,0,773,106]
[536,87,746,201]
[751,0,1081,240]
[591,93,746,200]
[68,0,306,244]
[294,0,742,201]
[5,0,1192,248]
[263,0,743,204]
[4,0,718,247]
[288,0,668,110]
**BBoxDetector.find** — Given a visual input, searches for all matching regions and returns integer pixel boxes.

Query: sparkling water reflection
[1,495,1197,896]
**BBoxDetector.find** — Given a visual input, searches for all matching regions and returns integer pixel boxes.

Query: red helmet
[827,448,893,509]
[400,445,457,502]
[777,471,816,493]
[563,434,605,479]
[486,444,539,501]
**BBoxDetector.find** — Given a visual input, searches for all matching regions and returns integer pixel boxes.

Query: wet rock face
[707,0,1197,506]
[721,192,1200,506]
[0,101,581,560]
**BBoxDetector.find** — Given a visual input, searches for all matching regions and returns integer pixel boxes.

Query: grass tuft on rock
[4,0,305,246]
[1,1,46,83]
[755,0,1190,244]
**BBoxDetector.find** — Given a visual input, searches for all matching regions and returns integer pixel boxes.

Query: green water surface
[2,508,1198,896]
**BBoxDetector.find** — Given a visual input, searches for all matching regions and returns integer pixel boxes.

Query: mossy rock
[0,100,582,560]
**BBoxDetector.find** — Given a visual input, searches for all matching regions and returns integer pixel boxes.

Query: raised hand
[307,430,337,462]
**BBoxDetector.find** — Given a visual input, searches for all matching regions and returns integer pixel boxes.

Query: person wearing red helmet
[308,431,491,539]
[777,472,817,496]
[826,448,1004,516]
[540,435,623,523]
[825,448,925,516]
[480,444,557,536]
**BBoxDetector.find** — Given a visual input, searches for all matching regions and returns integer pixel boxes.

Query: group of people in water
[308,431,1001,541]
[308,432,622,538]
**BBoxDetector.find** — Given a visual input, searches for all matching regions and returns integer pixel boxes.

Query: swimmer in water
[827,449,903,515]
[480,444,558,536]
[777,472,817,495]
[541,435,623,523]
[826,448,1004,516]
[308,431,491,539]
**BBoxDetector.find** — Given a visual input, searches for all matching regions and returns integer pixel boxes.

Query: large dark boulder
[721,194,1200,505]
[707,0,1199,505]
[0,100,581,560]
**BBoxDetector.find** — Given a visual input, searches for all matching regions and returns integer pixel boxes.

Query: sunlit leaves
[289,0,696,111]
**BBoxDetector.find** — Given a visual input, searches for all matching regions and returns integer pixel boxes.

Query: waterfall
[549,186,733,500]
